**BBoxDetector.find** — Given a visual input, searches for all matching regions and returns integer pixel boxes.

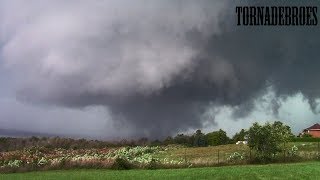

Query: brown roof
[306,123,320,130]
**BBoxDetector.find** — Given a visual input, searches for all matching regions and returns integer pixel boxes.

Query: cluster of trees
[164,121,296,162]
[161,128,247,147]
[0,136,110,151]
[0,128,246,151]
[163,121,296,163]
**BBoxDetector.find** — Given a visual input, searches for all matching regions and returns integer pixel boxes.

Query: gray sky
[0,0,320,139]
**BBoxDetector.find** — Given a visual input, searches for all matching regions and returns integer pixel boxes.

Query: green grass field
[157,144,250,164]
[1,161,319,180]
[156,142,320,165]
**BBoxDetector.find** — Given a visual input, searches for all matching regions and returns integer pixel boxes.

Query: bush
[291,137,320,142]
[302,134,313,138]
[37,157,48,166]
[146,158,159,169]
[7,160,22,168]
[227,152,245,163]
[287,145,299,157]
[111,157,133,170]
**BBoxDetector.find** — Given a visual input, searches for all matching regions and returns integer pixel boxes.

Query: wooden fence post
[283,142,286,162]
[218,149,220,164]
[184,148,187,167]
[317,141,319,159]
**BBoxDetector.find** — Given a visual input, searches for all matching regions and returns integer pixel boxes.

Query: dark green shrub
[111,157,133,170]
[146,158,159,170]
[291,137,320,142]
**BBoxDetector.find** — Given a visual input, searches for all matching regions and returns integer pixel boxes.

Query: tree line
[0,120,301,158]
[0,128,248,151]
[159,128,246,147]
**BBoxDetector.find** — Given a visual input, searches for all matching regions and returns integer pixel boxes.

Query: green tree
[232,129,248,143]
[174,134,192,146]
[206,129,230,146]
[193,130,207,147]
[163,136,174,145]
[247,121,293,162]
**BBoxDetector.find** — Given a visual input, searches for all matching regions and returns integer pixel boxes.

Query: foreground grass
[1,161,320,180]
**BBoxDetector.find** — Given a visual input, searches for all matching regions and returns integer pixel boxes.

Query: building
[301,123,320,138]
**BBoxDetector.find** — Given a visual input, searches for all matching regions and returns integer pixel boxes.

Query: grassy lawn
[1,161,319,180]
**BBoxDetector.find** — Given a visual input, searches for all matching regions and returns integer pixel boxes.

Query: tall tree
[232,129,248,143]
[163,136,174,145]
[206,129,230,146]
[247,121,293,162]
[193,130,207,147]
[173,134,192,146]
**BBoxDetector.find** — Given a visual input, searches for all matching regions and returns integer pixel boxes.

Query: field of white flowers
[1,142,312,173]
[0,146,185,172]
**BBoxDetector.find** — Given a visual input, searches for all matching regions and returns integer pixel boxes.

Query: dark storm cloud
[1,0,320,138]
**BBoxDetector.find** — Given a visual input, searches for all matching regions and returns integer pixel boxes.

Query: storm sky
[0,0,320,139]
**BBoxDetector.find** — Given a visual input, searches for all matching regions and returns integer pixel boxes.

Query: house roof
[306,123,320,130]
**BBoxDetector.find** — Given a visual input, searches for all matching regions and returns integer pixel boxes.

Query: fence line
[179,142,320,166]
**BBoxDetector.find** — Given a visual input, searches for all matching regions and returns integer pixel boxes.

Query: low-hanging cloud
[1,0,320,138]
